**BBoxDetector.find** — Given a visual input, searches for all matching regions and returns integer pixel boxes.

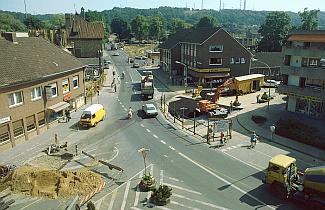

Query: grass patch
[123,44,156,58]
[276,118,325,149]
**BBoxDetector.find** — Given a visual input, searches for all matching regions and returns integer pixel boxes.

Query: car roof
[145,103,156,108]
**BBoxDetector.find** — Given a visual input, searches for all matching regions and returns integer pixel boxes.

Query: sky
[0,0,324,14]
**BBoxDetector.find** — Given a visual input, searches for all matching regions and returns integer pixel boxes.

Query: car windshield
[147,106,156,111]
[81,113,91,119]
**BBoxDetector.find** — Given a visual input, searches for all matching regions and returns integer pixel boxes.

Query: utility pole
[24,0,27,18]
[219,0,222,11]
[244,0,247,10]
[201,0,203,10]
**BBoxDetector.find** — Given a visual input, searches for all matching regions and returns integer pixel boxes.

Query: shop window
[209,58,222,65]
[12,119,24,137]
[308,58,318,66]
[305,78,324,90]
[295,98,308,114]
[26,115,36,132]
[0,124,10,143]
[209,45,223,52]
[31,86,42,101]
[73,76,79,89]
[62,78,70,94]
[37,111,45,127]
[8,91,23,107]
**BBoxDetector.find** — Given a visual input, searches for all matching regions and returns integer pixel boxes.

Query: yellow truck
[79,104,106,128]
[264,154,325,209]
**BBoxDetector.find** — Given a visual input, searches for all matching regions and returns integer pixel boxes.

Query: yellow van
[79,104,106,128]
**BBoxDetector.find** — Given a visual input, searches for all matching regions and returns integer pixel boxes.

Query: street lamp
[179,107,188,129]
[138,148,150,175]
[251,58,271,109]
[175,61,188,88]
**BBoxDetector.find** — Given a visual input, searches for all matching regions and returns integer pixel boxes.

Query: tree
[131,15,148,40]
[49,14,64,29]
[257,12,291,52]
[23,15,45,29]
[299,8,319,31]
[169,18,192,33]
[148,16,164,40]
[85,10,103,22]
[0,13,27,32]
[110,17,130,40]
[196,16,219,28]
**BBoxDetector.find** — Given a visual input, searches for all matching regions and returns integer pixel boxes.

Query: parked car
[135,55,147,60]
[263,80,281,87]
[208,108,228,119]
[142,104,158,117]
[104,59,111,64]
[113,52,120,56]
[133,62,140,68]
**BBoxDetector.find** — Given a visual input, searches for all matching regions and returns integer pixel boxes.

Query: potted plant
[138,173,156,192]
[150,185,172,206]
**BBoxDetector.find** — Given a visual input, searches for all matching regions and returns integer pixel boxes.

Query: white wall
[287,96,296,112]
[288,75,300,86]
[290,56,302,67]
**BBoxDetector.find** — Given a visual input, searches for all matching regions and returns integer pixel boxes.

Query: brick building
[0,32,86,151]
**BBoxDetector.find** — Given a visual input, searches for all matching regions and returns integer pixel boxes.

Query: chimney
[3,32,18,44]
[80,7,85,20]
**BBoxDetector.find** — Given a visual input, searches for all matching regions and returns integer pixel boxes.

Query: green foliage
[48,14,64,29]
[196,16,219,28]
[151,185,172,205]
[0,13,27,32]
[258,11,291,52]
[23,15,45,29]
[86,201,96,210]
[85,10,103,22]
[131,15,148,40]
[169,18,192,33]
[148,16,164,40]
[299,8,319,30]
[110,16,130,40]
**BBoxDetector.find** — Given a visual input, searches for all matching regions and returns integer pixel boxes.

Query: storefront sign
[63,92,72,101]
[0,116,10,124]
[194,68,230,73]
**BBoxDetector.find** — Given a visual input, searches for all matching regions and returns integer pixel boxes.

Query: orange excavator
[197,78,239,112]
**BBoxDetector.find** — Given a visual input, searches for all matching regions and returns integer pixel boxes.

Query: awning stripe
[47,101,70,112]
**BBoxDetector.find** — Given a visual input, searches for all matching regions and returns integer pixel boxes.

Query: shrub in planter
[150,185,172,206]
[139,173,156,192]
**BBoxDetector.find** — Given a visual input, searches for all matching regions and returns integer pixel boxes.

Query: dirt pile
[2,166,104,199]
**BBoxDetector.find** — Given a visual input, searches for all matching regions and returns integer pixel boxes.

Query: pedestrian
[65,109,71,122]
[114,84,117,92]
[256,94,260,103]
[229,101,233,113]
[54,133,58,145]
[250,131,257,148]
[220,132,225,145]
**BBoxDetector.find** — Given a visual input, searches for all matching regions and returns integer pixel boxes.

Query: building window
[209,58,222,65]
[0,124,10,144]
[305,78,324,89]
[8,91,23,107]
[49,82,58,97]
[37,111,45,127]
[62,78,70,94]
[26,115,36,132]
[241,58,246,64]
[31,86,42,101]
[309,58,318,66]
[12,119,24,138]
[73,76,79,89]
[230,58,235,64]
[235,58,240,64]
[209,45,223,52]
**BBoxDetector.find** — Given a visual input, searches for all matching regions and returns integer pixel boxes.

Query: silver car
[142,104,158,117]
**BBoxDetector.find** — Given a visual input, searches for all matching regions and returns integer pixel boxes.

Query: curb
[235,115,325,161]
[79,180,106,206]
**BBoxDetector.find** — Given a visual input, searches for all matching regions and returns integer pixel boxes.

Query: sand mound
[3,166,104,199]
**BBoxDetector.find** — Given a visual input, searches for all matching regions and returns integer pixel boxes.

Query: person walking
[256,94,260,103]
[250,131,257,148]
[114,84,117,92]
[65,109,71,122]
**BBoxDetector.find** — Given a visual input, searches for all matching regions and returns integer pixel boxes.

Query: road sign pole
[193,111,196,135]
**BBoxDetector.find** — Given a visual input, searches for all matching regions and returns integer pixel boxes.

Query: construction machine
[264,154,325,209]
[197,78,240,112]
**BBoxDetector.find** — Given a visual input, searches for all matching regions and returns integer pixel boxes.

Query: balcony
[283,45,325,58]
[281,65,325,80]
[277,84,325,100]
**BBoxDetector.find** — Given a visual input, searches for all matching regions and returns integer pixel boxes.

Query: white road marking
[225,147,232,151]
[169,146,175,151]
[160,170,163,185]
[231,146,237,149]
[160,140,166,145]
[156,206,172,210]
[131,207,143,210]
[163,155,168,158]
[121,180,131,210]
[95,197,103,209]
[119,102,122,105]
[124,108,127,111]
[147,165,154,200]
[18,198,41,210]
[133,172,142,207]
[140,124,144,127]
[164,183,202,195]
[107,189,117,210]
[178,152,275,210]
[165,176,180,182]
[146,129,151,133]
[171,201,202,210]
[122,105,125,108]
[173,193,230,209]
[153,134,158,139]
[221,149,227,152]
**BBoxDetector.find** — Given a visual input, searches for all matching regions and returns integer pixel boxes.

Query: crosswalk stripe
[164,183,202,195]
[160,140,166,144]
[121,180,131,210]
[173,193,230,209]
[160,170,164,185]
[147,165,154,200]
[221,149,227,152]
[153,134,158,138]
[156,206,172,210]
[107,189,117,210]
[133,172,142,207]
[171,200,202,210]
[131,207,143,210]
[146,129,151,133]
[169,146,175,151]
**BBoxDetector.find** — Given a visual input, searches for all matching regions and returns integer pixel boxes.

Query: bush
[139,173,156,192]
[150,185,172,206]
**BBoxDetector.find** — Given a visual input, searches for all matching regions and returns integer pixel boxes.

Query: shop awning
[47,102,70,112]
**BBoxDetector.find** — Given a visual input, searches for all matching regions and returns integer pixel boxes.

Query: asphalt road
[1,49,302,210]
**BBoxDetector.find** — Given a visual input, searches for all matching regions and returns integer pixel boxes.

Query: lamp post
[175,61,188,88]
[138,148,150,175]
[180,107,188,129]
[251,58,271,109]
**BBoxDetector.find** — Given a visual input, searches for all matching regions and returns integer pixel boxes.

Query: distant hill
[1,7,325,32]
